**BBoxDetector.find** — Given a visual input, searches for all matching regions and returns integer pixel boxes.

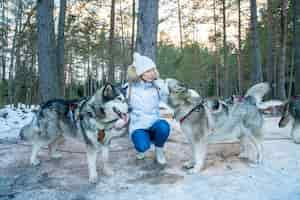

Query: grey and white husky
[166,79,275,173]
[279,96,300,143]
[19,84,129,183]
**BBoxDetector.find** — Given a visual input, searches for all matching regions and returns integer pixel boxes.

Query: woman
[128,52,170,165]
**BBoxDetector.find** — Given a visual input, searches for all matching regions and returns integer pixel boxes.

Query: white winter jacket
[128,79,168,137]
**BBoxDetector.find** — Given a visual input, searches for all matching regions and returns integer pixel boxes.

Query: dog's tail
[244,82,286,109]
[244,82,270,105]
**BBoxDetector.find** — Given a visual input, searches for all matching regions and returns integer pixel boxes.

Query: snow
[0,105,300,200]
[0,105,36,140]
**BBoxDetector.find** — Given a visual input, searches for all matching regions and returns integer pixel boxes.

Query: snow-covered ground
[0,106,299,200]
[0,105,36,140]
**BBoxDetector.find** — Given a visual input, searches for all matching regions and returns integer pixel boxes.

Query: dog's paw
[89,175,98,184]
[51,152,63,159]
[103,167,114,176]
[183,161,195,169]
[185,163,203,174]
[30,159,41,166]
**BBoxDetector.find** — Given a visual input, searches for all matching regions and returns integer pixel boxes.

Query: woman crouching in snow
[127,52,170,165]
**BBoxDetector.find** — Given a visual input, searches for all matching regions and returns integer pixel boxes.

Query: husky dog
[19,84,129,183]
[166,79,272,172]
[279,96,300,143]
[204,83,271,164]
[166,79,209,172]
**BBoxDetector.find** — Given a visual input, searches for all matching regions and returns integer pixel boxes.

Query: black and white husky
[19,84,129,183]
[279,96,300,143]
[166,79,279,173]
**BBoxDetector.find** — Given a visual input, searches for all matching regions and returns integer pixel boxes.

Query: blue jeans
[131,119,170,153]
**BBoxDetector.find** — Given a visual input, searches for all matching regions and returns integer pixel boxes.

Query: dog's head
[166,78,200,107]
[279,97,300,127]
[204,98,229,115]
[224,95,243,106]
[88,83,129,129]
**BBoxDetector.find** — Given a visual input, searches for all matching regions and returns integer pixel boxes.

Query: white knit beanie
[133,52,156,76]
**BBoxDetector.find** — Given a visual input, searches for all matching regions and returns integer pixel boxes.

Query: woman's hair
[127,65,139,82]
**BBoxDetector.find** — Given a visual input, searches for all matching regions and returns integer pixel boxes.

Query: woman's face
[141,68,157,82]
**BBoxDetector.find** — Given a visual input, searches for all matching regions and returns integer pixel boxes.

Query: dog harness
[76,97,108,145]
[179,103,203,124]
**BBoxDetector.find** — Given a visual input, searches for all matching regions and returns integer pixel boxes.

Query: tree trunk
[177,0,183,50]
[222,0,229,97]
[101,62,105,85]
[66,48,73,98]
[213,0,219,96]
[8,0,22,105]
[87,45,91,96]
[136,0,159,62]
[29,45,36,104]
[56,0,67,97]
[278,0,288,99]
[293,0,300,94]
[250,0,263,84]
[14,5,23,104]
[266,0,275,97]
[120,0,127,83]
[237,0,242,94]
[108,0,116,83]
[37,0,60,102]
[1,0,7,82]
[131,0,136,62]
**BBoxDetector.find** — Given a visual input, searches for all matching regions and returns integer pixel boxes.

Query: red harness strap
[179,103,203,124]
